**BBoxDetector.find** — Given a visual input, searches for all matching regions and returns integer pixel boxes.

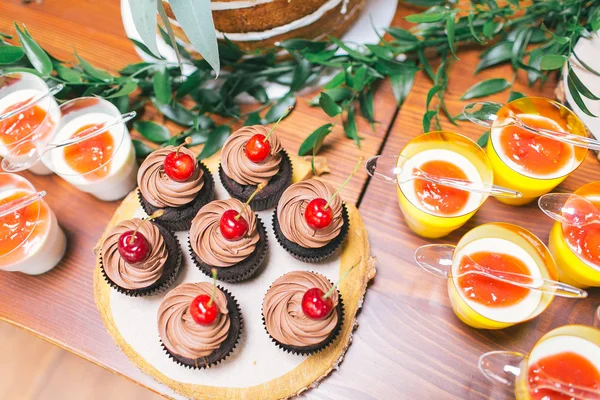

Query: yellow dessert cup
[487,97,587,206]
[448,223,557,330]
[548,181,600,288]
[396,131,493,239]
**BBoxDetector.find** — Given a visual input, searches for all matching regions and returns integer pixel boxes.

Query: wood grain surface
[0,1,599,399]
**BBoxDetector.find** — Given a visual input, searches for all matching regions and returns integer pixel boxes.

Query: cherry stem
[324,156,364,211]
[130,209,165,244]
[264,105,293,142]
[323,262,358,299]
[175,136,192,157]
[234,182,266,221]
[208,268,217,307]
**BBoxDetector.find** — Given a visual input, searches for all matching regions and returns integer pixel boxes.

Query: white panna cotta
[398,149,484,217]
[47,111,137,201]
[452,237,543,323]
[490,114,577,180]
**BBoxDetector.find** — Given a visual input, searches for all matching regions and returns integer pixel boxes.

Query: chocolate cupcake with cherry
[219,107,293,211]
[138,138,214,231]
[262,270,345,355]
[189,186,268,282]
[100,211,182,296]
[158,274,242,369]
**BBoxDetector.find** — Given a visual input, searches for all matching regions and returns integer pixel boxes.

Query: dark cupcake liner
[160,286,242,369]
[100,223,182,297]
[139,161,215,232]
[188,217,268,283]
[262,273,344,356]
[272,204,350,263]
[219,150,293,211]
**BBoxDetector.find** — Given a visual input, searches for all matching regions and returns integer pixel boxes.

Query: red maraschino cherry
[304,157,363,230]
[244,105,293,163]
[117,210,164,264]
[164,137,195,182]
[219,183,265,241]
[301,264,357,320]
[190,269,219,325]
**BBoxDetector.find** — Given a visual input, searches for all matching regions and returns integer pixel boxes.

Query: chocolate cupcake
[158,282,242,369]
[138,146,214,231]
[262,271,343,355]
[189,198,267,282]
[100,218,181,296]
[273,179,349,262]
[219,125,292,211]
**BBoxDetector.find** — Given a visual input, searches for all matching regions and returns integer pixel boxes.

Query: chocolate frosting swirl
[101,219,167,289]
[137,146,204,208]
[276,180,344,248]
[158,282,230,360]
[221,125,283,186]
[263,271,339,347]
[190,198,259,267]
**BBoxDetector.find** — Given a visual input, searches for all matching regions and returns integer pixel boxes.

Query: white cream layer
[452,237,543,323]
[491,114,576,180]
[211,0,274,10]
[528,335,600,373]
[398,149,484,217]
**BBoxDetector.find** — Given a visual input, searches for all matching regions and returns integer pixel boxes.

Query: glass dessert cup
[486,97,587,206]
[479,324,600,399]
[0,72,61,175]
[396,131,494,238]
[0,173,66,275]
[415,223,566,330]
[41,97,138,201]
[547,181,600,288]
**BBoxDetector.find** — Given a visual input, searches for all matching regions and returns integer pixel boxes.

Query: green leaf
[508,91,525,102]
[247,85,269,104]
[153,66,172,104]
[323,71,345,90]
[104,80,138,99]
[129,38,163,60]
[476,42,511,73]
[389,64,417,106]
[567,64,600,101]
[328,36,373,63]
[319,92,342,117]
[76,51,113,82]
[402,0,445,5]
[169,0,220,74]
[133,139,153,158]
[417,48,435,82]
[127,0,160,58]
[460,78,510,100]
[405,12,445,23]
[290,57,312,91]
[54,63,83,83]
[426,85,441,110]
[108,95,129,114]
[13,24,52,75]
[540,54,567,70]
[157,3,184,69]
[0,46,24,64]
[198,125,231,159]
[264,94,296,123]
[134,121,171,143]
[477,131,490,148]
[343,105,361,148]
[386,28,418,43]
[359,87,376,129]
[527,48,544,85]
[467,11,485,44]
[280,39,328,53]
[573,51,600,77]
[298,123,333,156]
[365,44,393,60]
[310,88,353,105]
[151,98,196,126]
[482,20,497,39]
[422,110,437,133]
[176,69,206,99]
[119,62,152,76]
[244,112,264,126]
[445,14,458,60]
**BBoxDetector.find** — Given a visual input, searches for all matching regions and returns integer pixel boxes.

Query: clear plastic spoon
[1,111,137,173]
[0,84,63,122]
[365,155,522,198]
[414,244,588,298]
[538,193,600,227]
[463,101,600,151]
[0,190,46,219]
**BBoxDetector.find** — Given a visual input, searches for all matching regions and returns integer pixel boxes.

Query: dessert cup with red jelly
[486,97,587,205]
[0,72,60,175]
[40,97,138,201]
[0,173,66,275]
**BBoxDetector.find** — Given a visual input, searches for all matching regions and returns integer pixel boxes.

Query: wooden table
[1,1,598,399]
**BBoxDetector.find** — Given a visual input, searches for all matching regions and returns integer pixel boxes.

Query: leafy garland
[0,0,598,162]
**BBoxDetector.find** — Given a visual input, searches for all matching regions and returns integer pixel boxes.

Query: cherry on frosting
[163,137,195,182]
[219,209,249,241]
[301,288,333,320]
[304,198,333,230]
[190,294,219,325]
[244,105,293,164]
[118,230,150,264]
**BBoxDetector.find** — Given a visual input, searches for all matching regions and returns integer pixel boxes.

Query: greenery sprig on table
[1,0,598,161]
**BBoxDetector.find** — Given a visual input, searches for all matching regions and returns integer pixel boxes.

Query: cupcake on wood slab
[219,107,293,211]
[189,185,268,282]
[138,138,214,231]
[158,276,242,369]
[262,270,345,355]
[100,211,182,297]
